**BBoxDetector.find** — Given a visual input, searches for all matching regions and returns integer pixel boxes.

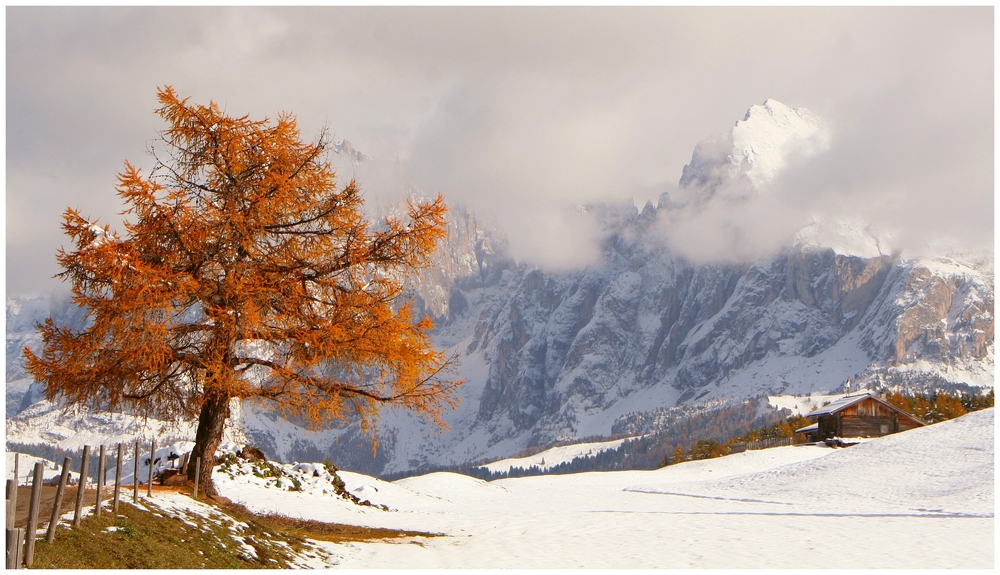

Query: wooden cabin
[795,391,925,442]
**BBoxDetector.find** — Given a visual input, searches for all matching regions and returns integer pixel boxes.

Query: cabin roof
[794,423,819,434]
[806,391,925,425]
[809,391,878,416]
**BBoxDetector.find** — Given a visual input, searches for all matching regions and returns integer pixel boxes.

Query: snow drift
[215,408,994,568]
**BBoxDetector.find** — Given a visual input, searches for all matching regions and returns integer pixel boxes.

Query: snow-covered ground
[213,408,994,569]
[477,436,634,474]
[9,408,990,567]
[5,451,78,484]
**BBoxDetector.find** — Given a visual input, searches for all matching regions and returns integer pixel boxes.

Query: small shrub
[218,452,239,473]
[114,518,138,538]
[323,456,337,474]
[331,473,346,493]
[251,461,281,479]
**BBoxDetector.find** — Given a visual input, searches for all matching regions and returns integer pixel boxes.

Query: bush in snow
[214,451,386,510]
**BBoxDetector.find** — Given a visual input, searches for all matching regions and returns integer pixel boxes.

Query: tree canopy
[25,87,461,493]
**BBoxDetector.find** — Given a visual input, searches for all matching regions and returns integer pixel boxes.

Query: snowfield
[477,436,633,474]
[214,408,994,568]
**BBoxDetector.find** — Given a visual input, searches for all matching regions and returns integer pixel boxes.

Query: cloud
[659,198,806,265]
[653,8,993,264]
[772,74,994,258]
[6,7,993,294]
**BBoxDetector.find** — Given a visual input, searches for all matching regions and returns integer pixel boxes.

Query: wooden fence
[728,436,794,454]
[5,441,202,568]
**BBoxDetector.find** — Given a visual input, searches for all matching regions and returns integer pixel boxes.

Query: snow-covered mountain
[673,98,828,205]
[6,100,993,476]
[6,292,89,418]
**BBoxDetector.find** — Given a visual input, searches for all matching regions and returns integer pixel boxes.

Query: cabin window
[880,424,889,434]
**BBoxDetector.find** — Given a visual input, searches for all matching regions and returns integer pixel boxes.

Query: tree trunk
[188,391,230,497]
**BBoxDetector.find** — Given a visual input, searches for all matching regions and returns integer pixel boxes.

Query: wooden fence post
[5,480,14,529]
[5,478,22,568]
[192,457,201,499]
[133,441,139,503]
[180,453,190,475]
[9,454,18,525]
[73,445,90,528]
[46,458,72,543]
[6,527,24,569]
[95,445,106,517]
[113,443,123,514]
[147,439,156,498]
[23,463,43,568]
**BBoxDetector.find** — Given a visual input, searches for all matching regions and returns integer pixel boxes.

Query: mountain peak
[733,99,826,184]
[677,99,828,204]
[742,98,795,122]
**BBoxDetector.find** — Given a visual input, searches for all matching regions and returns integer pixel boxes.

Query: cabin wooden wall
[840,415,897,438]
[818,416,839,440]
[894,416,923,432]
[818,397,923,439]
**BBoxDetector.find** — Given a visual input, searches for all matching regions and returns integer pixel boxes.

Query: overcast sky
[6,7,994,296]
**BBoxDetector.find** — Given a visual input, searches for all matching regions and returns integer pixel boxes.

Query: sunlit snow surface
[215,409,993,568]
[477,436,633,474]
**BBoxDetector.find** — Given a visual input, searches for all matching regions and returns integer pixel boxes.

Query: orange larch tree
[24,87,461,495]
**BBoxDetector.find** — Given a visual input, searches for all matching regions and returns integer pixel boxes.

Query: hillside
[6,450,434,569]
[16,486,439,569]
[224,408,993,568]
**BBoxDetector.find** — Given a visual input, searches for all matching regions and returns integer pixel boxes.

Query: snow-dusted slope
[626,408,994,516]
[213,409,993,568]
[6,451,79,485]
[478,436,632,474]
[5,292,88,418]
[6,401,200,451]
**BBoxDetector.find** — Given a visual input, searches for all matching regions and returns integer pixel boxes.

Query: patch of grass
[225,502,441,544]
[28,488,440,569]
[113,516,138,538]
[29,500,281,569]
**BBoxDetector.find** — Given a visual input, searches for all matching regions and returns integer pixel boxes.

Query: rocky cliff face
[7,100,993,475]
[861,257,994,368]
[404,205,514,322]
[413,209,992,459]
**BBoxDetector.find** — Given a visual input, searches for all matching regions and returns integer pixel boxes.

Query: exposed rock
[239,446,267,462]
